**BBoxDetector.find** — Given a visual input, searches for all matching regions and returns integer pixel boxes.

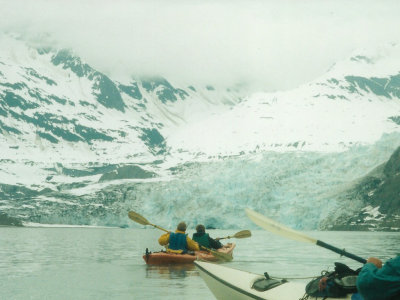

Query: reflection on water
[1,228,399,300]
[146,264,197,279]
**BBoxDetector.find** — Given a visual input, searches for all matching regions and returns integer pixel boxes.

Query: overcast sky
[1,0,400,90]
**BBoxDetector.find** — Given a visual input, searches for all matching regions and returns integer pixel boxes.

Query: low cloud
[1,0,400,90]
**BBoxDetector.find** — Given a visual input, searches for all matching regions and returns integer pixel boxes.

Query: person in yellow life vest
[158,221,200,254]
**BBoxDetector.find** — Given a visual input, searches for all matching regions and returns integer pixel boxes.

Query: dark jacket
[192,232,222,249]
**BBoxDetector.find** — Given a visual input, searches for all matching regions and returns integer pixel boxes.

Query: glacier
[1,34,400,230]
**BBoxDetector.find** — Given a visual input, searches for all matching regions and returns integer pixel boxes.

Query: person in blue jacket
[158,222,199,254]
[356,255,400,300]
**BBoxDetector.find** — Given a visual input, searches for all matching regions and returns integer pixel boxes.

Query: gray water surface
[1,228,399,299]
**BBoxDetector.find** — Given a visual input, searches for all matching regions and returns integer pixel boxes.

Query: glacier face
[124,133,400,230]
[2,133,399,229]
[1,35,400,229]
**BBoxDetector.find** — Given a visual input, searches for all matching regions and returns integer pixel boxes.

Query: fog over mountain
[1,0,400,90]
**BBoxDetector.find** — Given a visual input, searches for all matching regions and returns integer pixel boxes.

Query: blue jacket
[158,230,200,253]
[168,232,188,252]
[356,256,400,300]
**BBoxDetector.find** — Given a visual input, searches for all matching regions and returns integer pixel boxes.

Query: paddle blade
[233,230,252,239]
[214,251,233,262]
[245,208,317,244]
[128,211,150,226]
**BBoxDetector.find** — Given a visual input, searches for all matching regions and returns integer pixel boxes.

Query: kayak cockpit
[251,273,287,292]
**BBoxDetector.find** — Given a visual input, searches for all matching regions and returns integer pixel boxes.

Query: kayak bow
[194,261,353,300]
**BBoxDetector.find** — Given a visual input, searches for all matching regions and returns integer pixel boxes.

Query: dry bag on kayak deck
[305,262,360,298]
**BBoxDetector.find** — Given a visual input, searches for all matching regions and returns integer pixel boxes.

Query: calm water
[1,228,399,299]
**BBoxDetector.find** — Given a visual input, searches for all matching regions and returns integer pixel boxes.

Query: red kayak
[143,251,197,265]
[143,243,236,265]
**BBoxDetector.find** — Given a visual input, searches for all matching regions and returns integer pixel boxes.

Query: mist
[1,0,399,90]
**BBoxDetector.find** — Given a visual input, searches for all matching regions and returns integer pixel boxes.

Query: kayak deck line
[194,261,267,300]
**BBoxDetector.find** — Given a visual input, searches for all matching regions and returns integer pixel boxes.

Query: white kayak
[194,261,353,300]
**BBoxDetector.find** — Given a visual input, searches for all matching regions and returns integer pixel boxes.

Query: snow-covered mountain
[0,35,244,183]
[168,45,400,155]
[1,35,400,230]
[321,145,400,231]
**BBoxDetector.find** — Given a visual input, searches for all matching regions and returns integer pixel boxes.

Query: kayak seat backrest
[252,277,285,292]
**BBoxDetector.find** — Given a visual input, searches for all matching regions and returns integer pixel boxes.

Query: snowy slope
[167,44,400,156]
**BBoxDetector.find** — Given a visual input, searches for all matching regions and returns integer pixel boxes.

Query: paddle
[128,211,232,261]
[216,230,252,240]
[128,211,169,233]
[245,208,366,264]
